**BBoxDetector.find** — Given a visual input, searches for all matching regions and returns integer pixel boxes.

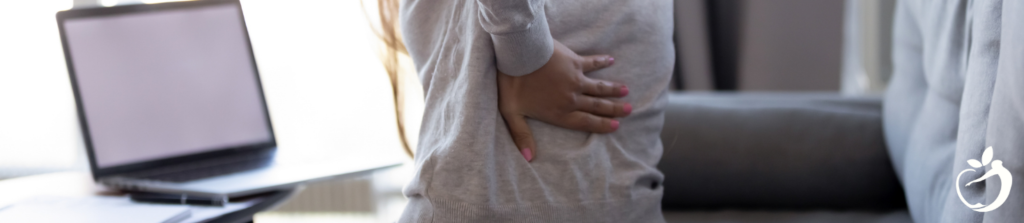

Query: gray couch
[658,92,912,223]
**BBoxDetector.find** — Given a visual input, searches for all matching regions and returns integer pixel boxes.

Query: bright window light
[0,0,82,178]
[142,0,193,4]
[100,0,119,7]
[237,0,419,161]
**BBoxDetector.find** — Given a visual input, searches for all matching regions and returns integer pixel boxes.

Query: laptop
[56,0,403,199]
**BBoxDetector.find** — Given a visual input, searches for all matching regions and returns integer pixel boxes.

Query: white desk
[0,171,297,223]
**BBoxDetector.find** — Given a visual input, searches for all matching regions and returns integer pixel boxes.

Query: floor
[249,163,915,223]
[663,210,913,223]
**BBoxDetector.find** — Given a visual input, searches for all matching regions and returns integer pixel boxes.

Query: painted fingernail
[608,57,615,66]
[623,103,633,115]
[620,86,629,96]
[521,148,533,162]
[610,120,620,131]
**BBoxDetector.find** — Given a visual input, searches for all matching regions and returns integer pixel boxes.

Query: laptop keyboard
[121,151,273,183]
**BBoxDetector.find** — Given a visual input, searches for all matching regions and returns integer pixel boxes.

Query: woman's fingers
[500,112,537,162]
[575,95,632,117]
[558,111,620,133]
[581,77,628,97]
[580,55,614,72]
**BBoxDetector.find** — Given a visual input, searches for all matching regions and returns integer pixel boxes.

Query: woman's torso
[399,0,673,221]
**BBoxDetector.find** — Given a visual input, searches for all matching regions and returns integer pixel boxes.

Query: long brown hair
[363,0,413,157]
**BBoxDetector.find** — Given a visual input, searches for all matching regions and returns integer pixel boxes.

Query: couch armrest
[658,92,904,210]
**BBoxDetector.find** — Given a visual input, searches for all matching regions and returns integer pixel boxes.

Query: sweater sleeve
[477,0,554,76]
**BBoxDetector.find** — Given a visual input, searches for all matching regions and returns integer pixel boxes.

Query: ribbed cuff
[490,10,554,76]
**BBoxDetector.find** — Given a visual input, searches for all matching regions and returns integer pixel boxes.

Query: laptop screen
[63,3,273,168]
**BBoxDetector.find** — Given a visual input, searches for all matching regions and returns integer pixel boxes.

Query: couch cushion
[659,93,905,210]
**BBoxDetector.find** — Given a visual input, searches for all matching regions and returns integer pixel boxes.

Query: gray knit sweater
[885,0,1024,222]
[397,0,673,222]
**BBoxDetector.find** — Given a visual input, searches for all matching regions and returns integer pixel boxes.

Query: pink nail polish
[620,86,629,96]
[610,120,620,131]
[521,148,533,162]
[608,57,615,65]
[623,103,633,115]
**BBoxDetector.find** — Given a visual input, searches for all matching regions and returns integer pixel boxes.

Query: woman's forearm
[477,0,554,76]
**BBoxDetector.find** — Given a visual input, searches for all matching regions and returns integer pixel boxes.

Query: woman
[379,0,674,221]
[884,0,1024,222]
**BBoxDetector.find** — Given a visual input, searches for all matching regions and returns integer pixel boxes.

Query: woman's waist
[416,143,664,205]
[410,113,667,206]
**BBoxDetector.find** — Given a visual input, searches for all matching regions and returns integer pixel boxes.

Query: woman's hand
[498,40,632,162]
